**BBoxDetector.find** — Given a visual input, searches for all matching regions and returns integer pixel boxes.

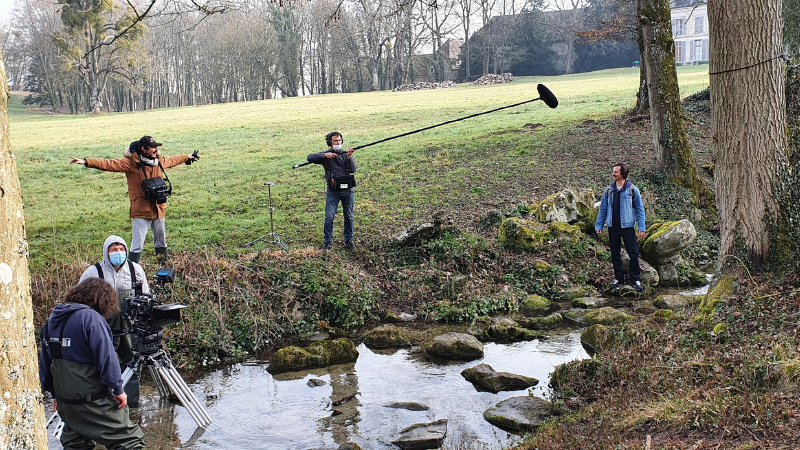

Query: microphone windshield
[537,84,559,109]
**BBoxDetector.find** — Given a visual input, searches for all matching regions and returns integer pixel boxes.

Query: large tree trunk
[708,0,787,268]
[633,30,649,115]
[638,0,709,205]
[0,51,48,448]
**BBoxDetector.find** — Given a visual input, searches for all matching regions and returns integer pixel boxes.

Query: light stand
[244,182,288,249]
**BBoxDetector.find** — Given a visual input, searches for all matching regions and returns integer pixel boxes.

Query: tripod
[121,348,213,429]
[244,182,288,249]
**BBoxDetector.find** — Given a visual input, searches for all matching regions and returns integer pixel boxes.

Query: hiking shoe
[344,241,355,250]
[632,280,645,292]
[609,279,623,290]
[320,242,332,251]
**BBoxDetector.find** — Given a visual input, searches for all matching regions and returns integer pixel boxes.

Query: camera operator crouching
[79,235,149,408]
[40,278,145,450]
[307,132,357,250]
[69,136,199,263]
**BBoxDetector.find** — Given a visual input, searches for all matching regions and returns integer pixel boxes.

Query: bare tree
[709,0,788,268]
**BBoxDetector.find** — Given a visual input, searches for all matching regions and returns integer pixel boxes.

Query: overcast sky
[0,0,14,20]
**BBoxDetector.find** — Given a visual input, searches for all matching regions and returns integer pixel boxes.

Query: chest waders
[95,261,142,408]
[43,311,144,450]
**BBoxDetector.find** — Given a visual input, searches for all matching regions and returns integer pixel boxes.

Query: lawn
[11,65,710,270]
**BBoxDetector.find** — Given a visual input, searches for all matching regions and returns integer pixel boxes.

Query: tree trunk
[639,0,709,204]
[633,31,649,115]
[0,50,49,449]
[708,0,787,268]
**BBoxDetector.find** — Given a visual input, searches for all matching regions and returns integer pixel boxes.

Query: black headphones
[325,132,343,147]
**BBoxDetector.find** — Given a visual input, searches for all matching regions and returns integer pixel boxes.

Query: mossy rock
[519,294,552,316]
[528,189,595,225]
[338,444,362,450]
[567,307,632,326]
[653,294,691,310]
[426,332,484,360]
[525,313,564,330]
[469,316,543,342]
[649,309,675,323]
[363,324,411,348]
[498,218,583,251]
[483,396,554,432]
[698,274,736,317]
[268,338,359,372]
[580,324,613,354]
[571,297,606,309]
[533,259,551,272]
[562,285,600,301]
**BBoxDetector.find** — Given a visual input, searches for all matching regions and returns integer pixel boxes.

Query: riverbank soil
[517,276,800,450]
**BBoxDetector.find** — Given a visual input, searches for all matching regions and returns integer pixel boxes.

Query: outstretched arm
[69,156,86,165]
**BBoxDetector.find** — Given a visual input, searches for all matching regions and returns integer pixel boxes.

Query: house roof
[671,0,705,8]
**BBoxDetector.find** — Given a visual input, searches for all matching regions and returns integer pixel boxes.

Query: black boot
[155,247,169,264]
[128,252,141,263]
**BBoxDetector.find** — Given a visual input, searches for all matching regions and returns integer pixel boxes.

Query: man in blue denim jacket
[595,163,647,291]
[307,132,357,250]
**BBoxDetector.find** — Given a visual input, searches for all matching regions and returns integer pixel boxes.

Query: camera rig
[120,267,212,428]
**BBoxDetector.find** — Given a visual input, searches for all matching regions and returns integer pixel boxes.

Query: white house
[671,0,709,64]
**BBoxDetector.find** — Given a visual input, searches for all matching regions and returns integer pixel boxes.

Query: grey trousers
[130,218,166,253]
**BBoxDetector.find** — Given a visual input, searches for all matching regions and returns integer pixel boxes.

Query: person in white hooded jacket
[79,235,149,407]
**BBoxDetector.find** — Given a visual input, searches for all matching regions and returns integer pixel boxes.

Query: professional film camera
[121,268,212,428]
[123,267,185,354]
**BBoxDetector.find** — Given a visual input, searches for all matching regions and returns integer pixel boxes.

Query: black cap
[139,136,162,148]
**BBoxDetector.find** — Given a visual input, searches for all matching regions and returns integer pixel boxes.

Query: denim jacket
[594,180,646,231]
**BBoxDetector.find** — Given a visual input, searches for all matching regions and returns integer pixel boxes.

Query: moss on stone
[519,294,552,316]
[533,259,551,272]
[698,274,736,317]
[562,285,599,301]
[650,309,675,323]
[498,218,583,251]
[641,221,681,256]
[580,324,612,354]
[268,338,359,372]
[583,307,633,326]
[363,324,411,348]
[712,322,728,335]
[525,313,563,330]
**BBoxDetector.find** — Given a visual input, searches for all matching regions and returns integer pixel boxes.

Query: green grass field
[12,66,710,270]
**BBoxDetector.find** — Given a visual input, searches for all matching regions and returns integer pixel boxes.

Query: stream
[47,326,588,450]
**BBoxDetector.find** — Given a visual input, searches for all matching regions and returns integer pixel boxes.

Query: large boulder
[461,363,539,393]
[483,396,554,431]
[565,307,633,326]
[363,324,411,348]
[524,313,564,330]
[518,294,552,316]
[268,338,359,373]
[468,316,542,342]
[426,332,484,360]
[393,211,454,246]
[620,252,660,286]
[529,189,594,225]
[499,218,583,251]
[641,220,697,284]
[392,419,448,450]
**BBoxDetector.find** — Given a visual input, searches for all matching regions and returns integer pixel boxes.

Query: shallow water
[47,328,588,450]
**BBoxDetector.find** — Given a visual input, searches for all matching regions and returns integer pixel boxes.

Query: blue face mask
[109,251,127,266]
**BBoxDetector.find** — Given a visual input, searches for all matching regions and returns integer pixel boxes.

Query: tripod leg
[121,355,143,388]
[148,364,170,398]
[165,362,213,426]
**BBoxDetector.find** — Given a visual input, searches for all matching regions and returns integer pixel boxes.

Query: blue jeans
[324,188,354,244]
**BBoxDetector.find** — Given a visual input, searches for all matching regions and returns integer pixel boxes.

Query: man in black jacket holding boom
[307,132,357,250]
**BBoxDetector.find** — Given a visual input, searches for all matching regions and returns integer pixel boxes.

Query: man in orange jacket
[70,136,198,263]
